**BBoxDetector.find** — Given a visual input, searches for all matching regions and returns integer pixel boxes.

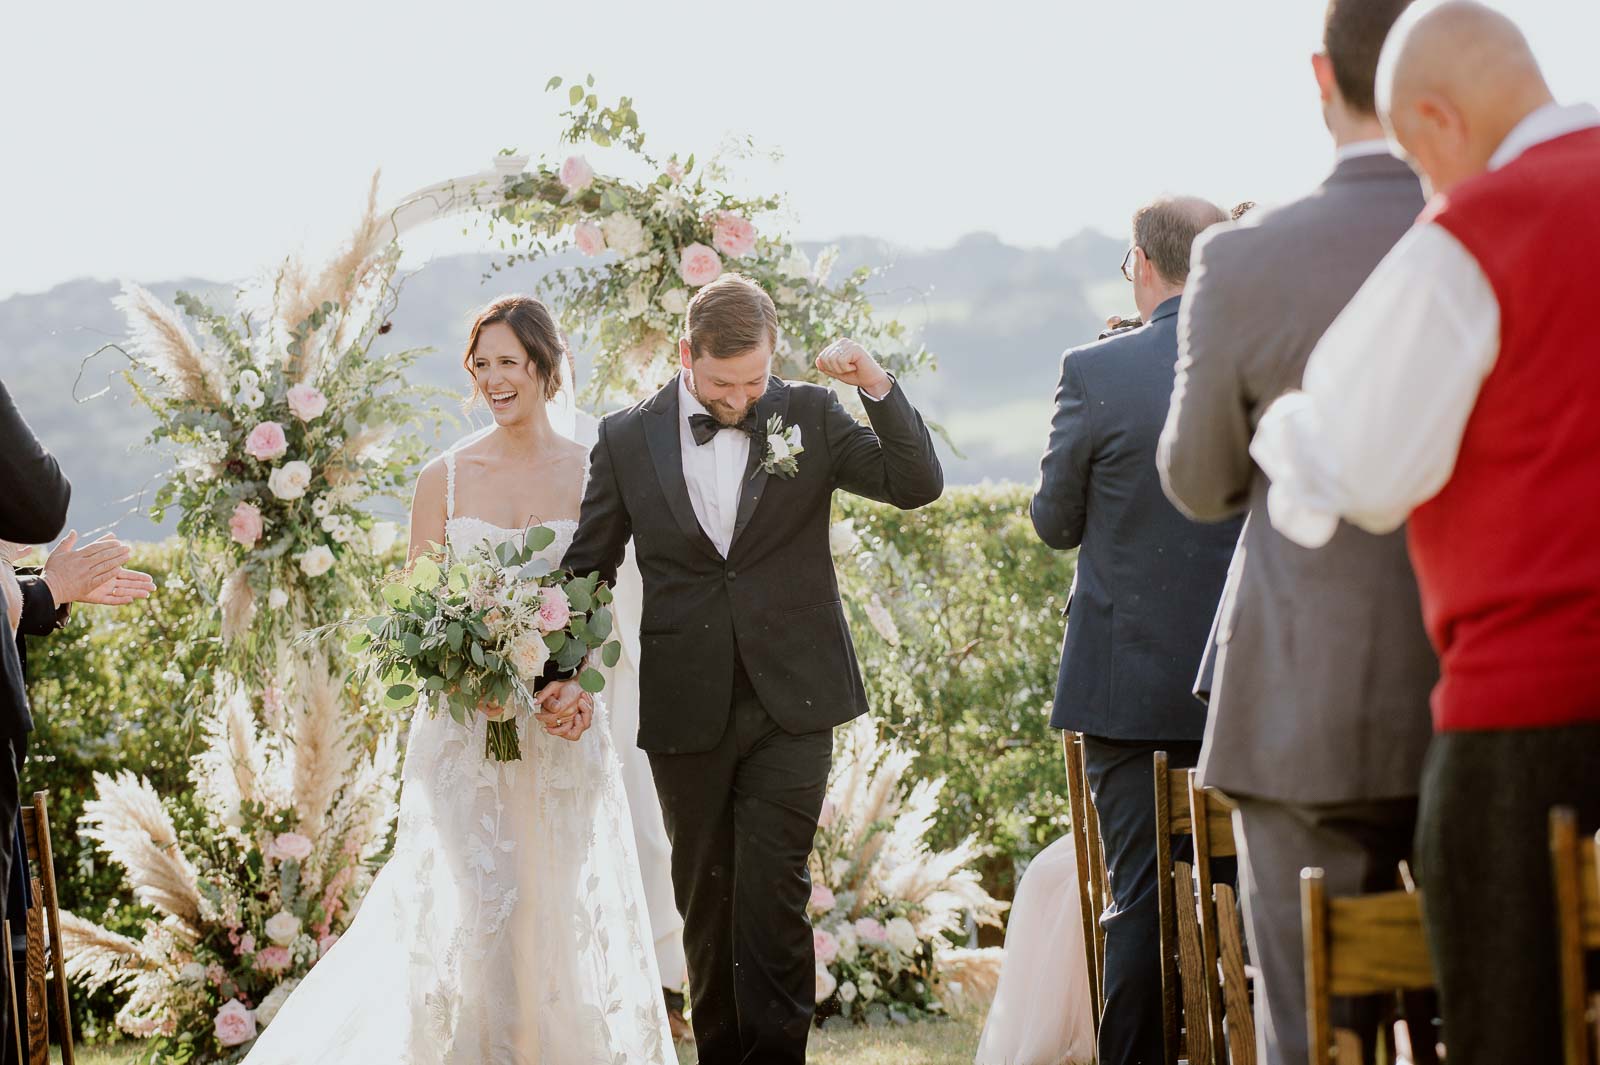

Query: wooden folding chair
[1550,806,1600,1065]
[1062,732,1106,1029]
[1189,773,1253,1065]
[1154,751,1209,1065]
[1301,870,1433,1065]
[18,791,75,1065]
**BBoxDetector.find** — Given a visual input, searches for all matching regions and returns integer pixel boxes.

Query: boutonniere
[759,415,804,478]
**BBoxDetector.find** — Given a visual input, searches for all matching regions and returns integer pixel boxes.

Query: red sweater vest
[1409,126,1600,732]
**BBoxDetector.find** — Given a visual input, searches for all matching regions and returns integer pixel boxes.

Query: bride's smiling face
[471,322,545,425]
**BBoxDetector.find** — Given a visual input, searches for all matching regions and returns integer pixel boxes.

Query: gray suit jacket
[1157,154,1437,805]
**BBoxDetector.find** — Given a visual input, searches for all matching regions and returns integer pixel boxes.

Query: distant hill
[0,230,1129,541]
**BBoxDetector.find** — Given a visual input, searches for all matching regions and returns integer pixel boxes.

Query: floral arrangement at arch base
[61,657,399,1060]
[477,76,934,401]
[807,716,1007,1026]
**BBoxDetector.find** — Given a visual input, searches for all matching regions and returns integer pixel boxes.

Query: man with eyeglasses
[1030,195,1240,1065]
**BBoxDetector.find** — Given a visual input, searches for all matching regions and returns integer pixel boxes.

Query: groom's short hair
[685,275,779,361]
[1325,0,1415,115]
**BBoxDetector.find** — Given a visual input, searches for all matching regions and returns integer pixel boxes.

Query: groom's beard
[687,379,760,427]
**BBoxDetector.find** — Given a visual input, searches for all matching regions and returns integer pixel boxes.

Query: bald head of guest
[1378,0,1555,195]
[1126,196,1228,321]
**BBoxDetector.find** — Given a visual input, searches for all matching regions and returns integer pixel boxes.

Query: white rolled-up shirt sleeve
[1248,223,1502,547]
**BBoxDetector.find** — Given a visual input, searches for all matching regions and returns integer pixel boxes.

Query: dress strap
[443,451,457,520]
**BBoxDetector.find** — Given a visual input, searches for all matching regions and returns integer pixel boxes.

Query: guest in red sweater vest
[1249,3,1600,1061]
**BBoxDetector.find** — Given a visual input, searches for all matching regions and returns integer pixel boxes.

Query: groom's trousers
[648,657,832,1065]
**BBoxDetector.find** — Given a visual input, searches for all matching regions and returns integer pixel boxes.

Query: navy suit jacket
[1031,297,1242,740]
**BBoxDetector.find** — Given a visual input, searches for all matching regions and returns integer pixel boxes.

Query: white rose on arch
[885,916,919,955]
[622,283,650,320]
[600,212,647,257]
[659,287,688,316]
[267,461,313,500]
[298,545,336,577]
[264,911,301,946]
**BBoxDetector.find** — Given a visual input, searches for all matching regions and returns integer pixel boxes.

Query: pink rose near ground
[269,832,313,862]
[213,1000,257,1048]
[712,212,759,258]
[853,916,889,946]
[574,221,606,257]
[809,882,836,914]
[814,927,840,966]
[285,384,327,422]
[229,502,263,548]
[254,946,291,973]
[679,243,723,287]
[559,154,595,192]
[537,586,572,632]
[243,421,288,462]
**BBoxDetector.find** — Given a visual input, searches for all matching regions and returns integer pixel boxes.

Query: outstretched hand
[534,679,595,741]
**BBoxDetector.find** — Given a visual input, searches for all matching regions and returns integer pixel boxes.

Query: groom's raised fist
[815,339,892,397]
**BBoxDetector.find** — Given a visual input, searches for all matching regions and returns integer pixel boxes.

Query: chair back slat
[1551,807,1600,1065]
[1324,891,1434,995]
[1062,732,1103,1031]
[16,793,75,1065]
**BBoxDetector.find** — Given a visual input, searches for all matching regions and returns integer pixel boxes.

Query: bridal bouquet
[338,527,621,761]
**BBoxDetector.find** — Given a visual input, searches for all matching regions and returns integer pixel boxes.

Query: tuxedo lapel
[730,378,790,553]
[643,377,721,560]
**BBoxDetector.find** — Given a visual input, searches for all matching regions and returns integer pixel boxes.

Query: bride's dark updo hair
[462,295,567,403]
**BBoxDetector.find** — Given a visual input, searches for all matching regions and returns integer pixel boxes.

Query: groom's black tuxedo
[562,370,941,1065]
[563,373,942,753]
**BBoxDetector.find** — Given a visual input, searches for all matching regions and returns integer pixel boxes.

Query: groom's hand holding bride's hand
[815,338,893,398]
[533,679,593,741]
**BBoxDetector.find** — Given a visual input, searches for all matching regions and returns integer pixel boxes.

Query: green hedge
[28,484,1077,1031]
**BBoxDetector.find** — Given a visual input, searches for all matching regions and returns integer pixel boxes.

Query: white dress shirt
[678,372,750,558]
[1250,101,1600,548]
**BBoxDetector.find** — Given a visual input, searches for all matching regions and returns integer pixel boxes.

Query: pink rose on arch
[318,933,339,957]
[254,946,291,973]
[536,586,572,633]
[573,221,606,257]
[678,243,723,288]
[269,832,313,862]
[853,917,889,947]
[205,963,226,986]
[229,502,263,549]
[243,421,288,462]
[213,1000,257,1048]
[237,933,256,956]
[712,213,758,259]
[285,384,327,422]
[809,882,837,914]
[664,159,685,185]
[813,927,839,966]
[559,155,595,193]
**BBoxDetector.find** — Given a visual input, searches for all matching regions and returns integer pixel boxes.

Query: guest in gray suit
[1032,196,1242,1065]
[1157,3,1436,1063]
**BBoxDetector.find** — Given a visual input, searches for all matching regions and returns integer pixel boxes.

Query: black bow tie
[689,410,759,446]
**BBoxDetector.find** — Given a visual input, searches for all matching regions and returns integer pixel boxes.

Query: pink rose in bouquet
[229,502,263,548]
[237,933,256,956]
[214,1000,257,1047]
[559,154,595,193]
[537,586,572,632]
[574,221,606,257]
[678,243,723,288]
[712,212,758,259]
[243,421,289,462]
[286,384,328,422]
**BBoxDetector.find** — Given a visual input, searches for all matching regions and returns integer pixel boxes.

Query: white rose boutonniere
[759,415,804,479]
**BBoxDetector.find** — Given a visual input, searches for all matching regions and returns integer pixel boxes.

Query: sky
[3,0,1596,301]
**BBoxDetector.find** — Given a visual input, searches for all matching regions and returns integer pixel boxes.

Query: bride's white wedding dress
[245,453,672,1065]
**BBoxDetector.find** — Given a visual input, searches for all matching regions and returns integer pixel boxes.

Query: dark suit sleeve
[562,416,630,589]
[1157,232,1256,522]
[0,380,71,544]
[16,573,68,637]
[825,379,943,510]
[1030,351,1094,550]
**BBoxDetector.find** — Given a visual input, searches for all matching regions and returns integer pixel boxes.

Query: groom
[540,274,942,1064]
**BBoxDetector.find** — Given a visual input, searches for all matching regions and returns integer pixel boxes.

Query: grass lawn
[57,1013,985,1065]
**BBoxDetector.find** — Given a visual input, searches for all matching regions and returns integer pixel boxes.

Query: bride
[244,296,673,1064]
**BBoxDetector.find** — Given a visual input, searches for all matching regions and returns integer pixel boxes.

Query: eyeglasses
[1120,246,1141,283]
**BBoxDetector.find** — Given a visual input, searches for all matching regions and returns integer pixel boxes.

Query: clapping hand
[44,531,155,606]
[815,339,892,397]
[533,679,595,742]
